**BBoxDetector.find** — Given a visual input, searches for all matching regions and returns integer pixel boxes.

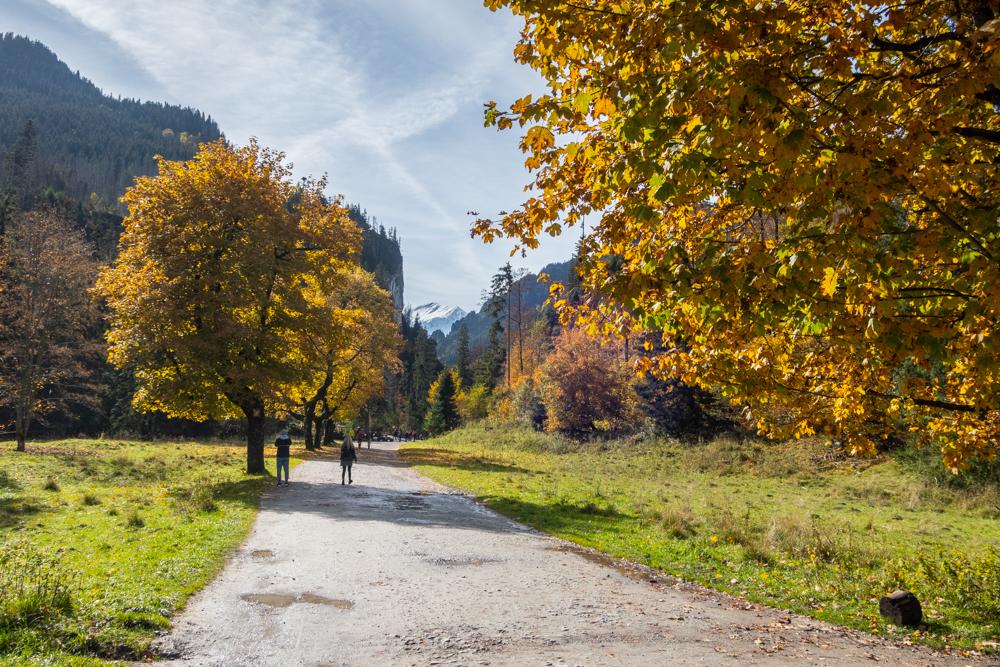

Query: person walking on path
[275,430,292,486]
[340,434,358,485]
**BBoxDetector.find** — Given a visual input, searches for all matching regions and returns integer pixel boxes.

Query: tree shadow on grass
[0,495,43,529]
[210,476,274,507]
[399,447,537,475]
[481,495,634,535]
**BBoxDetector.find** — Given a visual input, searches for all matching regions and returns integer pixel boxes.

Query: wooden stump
[879,590,922,627]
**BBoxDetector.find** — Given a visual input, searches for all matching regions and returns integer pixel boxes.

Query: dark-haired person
[275,430,292,486]
[340,434,357,485]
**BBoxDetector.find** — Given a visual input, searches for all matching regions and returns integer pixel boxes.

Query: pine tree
[456,324,472,388]
[424,369,459,436]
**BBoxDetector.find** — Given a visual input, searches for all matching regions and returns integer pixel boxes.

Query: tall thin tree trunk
[323,418,336,446]
[506,289,512,387]
[14,402,27,452]
[241,397,266,474]
[517,284,524,376]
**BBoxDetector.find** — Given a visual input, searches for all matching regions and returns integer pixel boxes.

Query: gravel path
[154,442,988,666]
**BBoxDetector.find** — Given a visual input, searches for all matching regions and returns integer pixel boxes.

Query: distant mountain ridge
[411,302,467,334]
[434,260,574,364]
[0,33,221,206]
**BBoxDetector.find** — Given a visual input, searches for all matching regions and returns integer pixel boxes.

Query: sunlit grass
[0,438,304,665]
[403,424,1000,653]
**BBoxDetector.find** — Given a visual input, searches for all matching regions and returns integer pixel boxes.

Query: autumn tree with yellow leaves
[97,139,368,473]
[478,1,1000,470]
[278,266,401,450]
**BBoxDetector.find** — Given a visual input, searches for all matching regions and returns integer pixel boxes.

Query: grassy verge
[402,424,1000,654]
[0,438,305,665]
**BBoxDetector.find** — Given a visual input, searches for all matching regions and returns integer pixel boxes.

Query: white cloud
[38,0,573,309]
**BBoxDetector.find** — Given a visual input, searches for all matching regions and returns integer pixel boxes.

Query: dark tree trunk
[303,402,317,451]
[314,418,325,449]
[241,397,267,474]
[323,418,336,446]
[14,403,27,452]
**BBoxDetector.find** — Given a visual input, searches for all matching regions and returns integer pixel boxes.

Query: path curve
[155,442,989,666]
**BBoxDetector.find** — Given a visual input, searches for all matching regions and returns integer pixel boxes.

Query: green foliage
[396,313,443,431]
[457,384,491,424]
[424,369,460,436]
[405,425,1000,651]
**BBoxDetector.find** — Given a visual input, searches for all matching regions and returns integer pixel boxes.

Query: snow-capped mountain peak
[411,302,467,334]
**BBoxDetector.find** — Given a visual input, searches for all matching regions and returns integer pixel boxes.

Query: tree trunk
[14,402,28,452]
[314,418,325,449]
[303,400,317,451]
[323,418,336,446]
[241,397,267,474]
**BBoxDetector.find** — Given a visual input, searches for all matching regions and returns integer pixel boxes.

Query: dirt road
[155,442,985,666]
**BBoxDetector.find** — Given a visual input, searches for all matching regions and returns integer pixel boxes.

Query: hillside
[0,33,221,206]
[434,259,574,364]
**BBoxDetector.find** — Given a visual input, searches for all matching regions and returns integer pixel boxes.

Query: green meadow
[0,439,299,666]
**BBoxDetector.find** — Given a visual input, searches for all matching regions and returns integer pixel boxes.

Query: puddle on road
[544,544,686,589]
[426,556,503,567]
[299,593,354,608]
[241,593,296,607]
[250,549,274,559]
[392,495,429,511]
[240,592,354,609]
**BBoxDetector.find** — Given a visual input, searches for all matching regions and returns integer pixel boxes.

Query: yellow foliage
[479,0,1000,469]
[96,139,367,423]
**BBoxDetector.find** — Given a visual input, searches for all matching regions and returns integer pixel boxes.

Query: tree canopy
[477,0,1000,470]
[97,139,361,472]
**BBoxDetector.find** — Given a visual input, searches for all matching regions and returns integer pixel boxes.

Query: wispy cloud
[33,0,573,308]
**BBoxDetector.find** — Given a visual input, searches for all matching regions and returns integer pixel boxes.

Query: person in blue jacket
[274,430,292,486]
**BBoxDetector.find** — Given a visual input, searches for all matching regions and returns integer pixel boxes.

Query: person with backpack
[340,434,358,485]
[274,430,292,486]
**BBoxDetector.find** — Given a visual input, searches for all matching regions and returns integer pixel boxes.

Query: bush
[41,478,59,492]
[654,505,699,539]
[910,549,1000,620]
[0,542,75,630]
[511,378,545,429]
[125,510,145,528]
[81,494,101,506]
[537,328,638,438]
[457,383,491,423]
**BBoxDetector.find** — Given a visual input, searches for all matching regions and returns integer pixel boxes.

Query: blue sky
[0,0,576,311]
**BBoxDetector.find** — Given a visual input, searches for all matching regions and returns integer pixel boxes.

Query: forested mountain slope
[0,33,221,206]
[434,259,573,364]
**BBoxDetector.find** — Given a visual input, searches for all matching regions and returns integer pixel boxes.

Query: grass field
[402,424,1000,654]
[0,438,301,666]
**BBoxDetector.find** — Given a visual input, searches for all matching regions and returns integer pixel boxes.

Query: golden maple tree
[477,1,1000,469]
[278,265,401,450]
[97,139,363,473]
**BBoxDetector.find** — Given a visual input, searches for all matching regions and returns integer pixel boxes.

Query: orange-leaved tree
[478,0,1000,470]
[96,139,361,473]
[538,327,637,437]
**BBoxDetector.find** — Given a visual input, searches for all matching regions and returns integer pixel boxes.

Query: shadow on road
[261,444,528,534]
